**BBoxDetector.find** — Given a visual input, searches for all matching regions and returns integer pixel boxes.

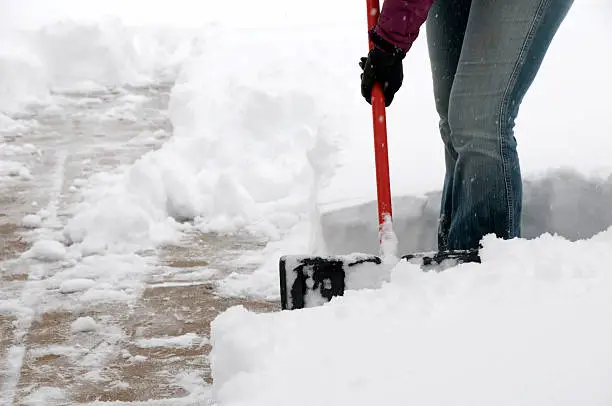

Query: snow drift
[0,31,49,114]
[320,170,612,256]
[0,19,200,114]
[62,24,360,256]
[210,230,612,406]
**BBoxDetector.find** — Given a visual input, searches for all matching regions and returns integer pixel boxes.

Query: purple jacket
[373,0,435,52]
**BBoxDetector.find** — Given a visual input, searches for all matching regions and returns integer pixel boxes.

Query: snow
[53,24,353,268]
[29,345,84,359]
[0,16,200,114]
[0,160,30,180]
[24,239,67,262]
[202,3,612,405]
[8,165,33,180]
[379,214,399,263]
[0,32,49,114]
[78,373,214,406]
[20,387,66,406]
[135,333,207,349]
[22,214,42,228]
[26,251,152,306]
[315,171,612,257]
[131,355,148,363]
[1,0,611,404]
[71,316,99,333]
[59,278,96,294]
[210,230,612,406]
[21,0,605,304]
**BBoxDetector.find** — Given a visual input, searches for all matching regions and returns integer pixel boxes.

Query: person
[360,0,574,252]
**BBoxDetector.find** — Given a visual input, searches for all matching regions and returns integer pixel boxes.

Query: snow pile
[24,239,67,262]
[210,230,612,405]
[0,19,200,114]
[71,316,99,333]
[22,214,43,229]
[165,26,350,235]
[44,253,151,304]
[59,278,96,294]
[62,24,359,256]
[0,113,25,135]
[0,159,33,180]
[0,31,49,114]
[62,173,184,255]
[316,170,612,256]
[0,142,39,185]
[31,20,200,90]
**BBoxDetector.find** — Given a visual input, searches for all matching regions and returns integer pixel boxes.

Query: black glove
[360,29,406,107]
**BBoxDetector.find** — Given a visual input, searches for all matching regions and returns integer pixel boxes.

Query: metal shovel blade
[279,249,480,310]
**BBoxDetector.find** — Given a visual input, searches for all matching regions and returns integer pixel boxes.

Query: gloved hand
[360,29,406,107]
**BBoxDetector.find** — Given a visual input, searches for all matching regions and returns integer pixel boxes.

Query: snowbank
[24,240,67,262]
[0,19,200,114]
[210,230,612,405]
[165,25,354,235]
[62,24,361,256]
[0,31,49,114]
[318,170,612,256]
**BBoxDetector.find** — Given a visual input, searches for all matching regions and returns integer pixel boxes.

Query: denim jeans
[425,0,574,251]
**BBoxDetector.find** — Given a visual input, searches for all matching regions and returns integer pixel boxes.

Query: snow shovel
[279,0,480,310]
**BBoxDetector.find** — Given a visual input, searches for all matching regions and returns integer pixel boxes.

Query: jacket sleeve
[372,0,435,52]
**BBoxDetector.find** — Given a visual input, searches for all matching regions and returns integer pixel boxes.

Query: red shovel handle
[366,0,393,229]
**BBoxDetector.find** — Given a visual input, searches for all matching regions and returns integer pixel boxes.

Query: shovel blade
[279,249,480,310]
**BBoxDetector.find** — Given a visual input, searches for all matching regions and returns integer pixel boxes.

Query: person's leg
[445,0,573,250]
[425,0,472,252]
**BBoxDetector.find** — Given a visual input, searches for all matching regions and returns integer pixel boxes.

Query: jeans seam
[497,0,550,237]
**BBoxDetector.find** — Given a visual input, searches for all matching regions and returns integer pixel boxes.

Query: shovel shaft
[366,0,393,229]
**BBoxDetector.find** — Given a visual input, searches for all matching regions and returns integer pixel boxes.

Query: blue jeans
[425,0,574,251]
